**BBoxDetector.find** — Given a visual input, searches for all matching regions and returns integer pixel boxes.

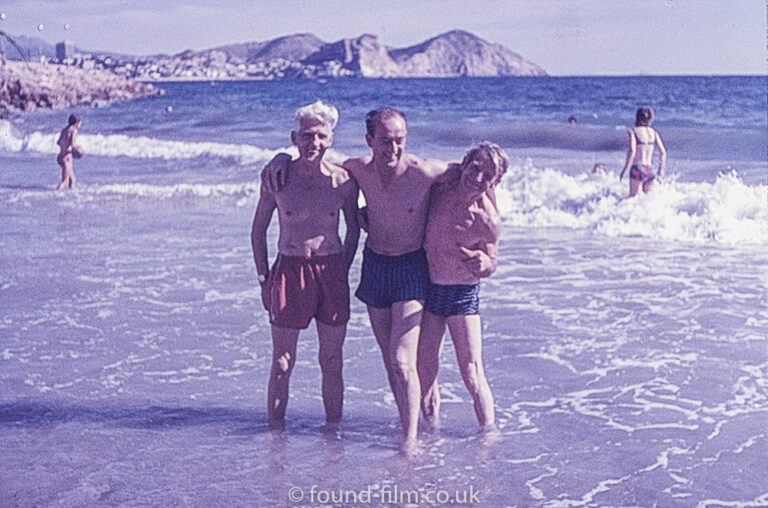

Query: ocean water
[1,76,766,507]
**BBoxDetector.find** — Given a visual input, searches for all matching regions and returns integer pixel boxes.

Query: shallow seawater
[2,209,766,506]
[1,76,767,506]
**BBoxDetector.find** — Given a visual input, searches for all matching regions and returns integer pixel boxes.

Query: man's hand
[357,206,369,232]
[459,246,494,278]
[261,153,291,192]
[260,276,271,311]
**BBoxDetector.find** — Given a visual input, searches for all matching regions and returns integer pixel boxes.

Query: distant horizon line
[6,61,765,79]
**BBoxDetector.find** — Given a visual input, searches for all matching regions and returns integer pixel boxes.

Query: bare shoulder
[406,154,451,179]
[342,156,371,175]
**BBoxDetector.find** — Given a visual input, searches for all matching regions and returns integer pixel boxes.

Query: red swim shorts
[266,252,350,329]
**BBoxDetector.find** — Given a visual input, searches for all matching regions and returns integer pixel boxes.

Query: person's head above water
[635,106,655,127]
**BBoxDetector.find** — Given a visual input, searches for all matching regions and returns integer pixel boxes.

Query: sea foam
[2,121,765,246]
[0,120,321,165]
[496,160,767,246]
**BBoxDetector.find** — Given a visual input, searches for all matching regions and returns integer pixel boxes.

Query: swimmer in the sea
[56,113,83,190]
[619,106,667,197]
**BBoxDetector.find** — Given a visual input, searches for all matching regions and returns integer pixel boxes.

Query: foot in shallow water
[399,437,423,458]
[478,423,501,445]
[422,413,441,433]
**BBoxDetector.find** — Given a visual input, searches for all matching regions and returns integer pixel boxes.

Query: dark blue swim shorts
[426,282,480,317]
[355,246,429,308]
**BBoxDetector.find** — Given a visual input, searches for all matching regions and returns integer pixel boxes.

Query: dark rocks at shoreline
[0,61,162,117]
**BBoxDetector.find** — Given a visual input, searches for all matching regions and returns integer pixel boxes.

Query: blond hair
[294,100,338,131]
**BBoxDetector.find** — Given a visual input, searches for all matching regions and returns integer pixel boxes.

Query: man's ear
[290,131,298,146]
[365,132,373,148]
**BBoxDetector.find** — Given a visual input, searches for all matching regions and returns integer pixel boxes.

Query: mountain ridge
[195,30,547,78]
[2,30,547,79]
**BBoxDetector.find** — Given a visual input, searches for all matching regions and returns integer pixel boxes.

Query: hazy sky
[1,0,765,75]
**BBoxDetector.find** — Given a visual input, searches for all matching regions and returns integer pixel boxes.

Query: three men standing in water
[254,102,509,445]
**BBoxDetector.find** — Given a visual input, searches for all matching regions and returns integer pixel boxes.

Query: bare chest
[274,180,344,222]
[359,172,430,215]
[431,199,496,244]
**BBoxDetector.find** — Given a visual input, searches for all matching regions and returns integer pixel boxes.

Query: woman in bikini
[619,106,667,197]
[56,113,83,190]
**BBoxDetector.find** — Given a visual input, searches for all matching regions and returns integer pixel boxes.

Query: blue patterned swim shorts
[355,247,429,308]
[425,282,480,317]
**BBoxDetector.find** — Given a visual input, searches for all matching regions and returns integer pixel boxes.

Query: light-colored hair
[635,106,655,126]
[294,100,338,132]
[462,141,510,184]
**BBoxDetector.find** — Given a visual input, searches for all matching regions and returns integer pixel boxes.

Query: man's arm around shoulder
[261,152,293,192]
[416,157,460,183]
[341,156,370,175]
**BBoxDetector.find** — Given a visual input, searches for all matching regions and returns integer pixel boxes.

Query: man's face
[291,119,333,163]
[366,115,407,170]
[460,149,499,195]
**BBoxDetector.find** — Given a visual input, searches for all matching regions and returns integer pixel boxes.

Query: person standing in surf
[56,113,83,190]
[619,106,667,197]
[250,100,360,431]
[417,141,509,431]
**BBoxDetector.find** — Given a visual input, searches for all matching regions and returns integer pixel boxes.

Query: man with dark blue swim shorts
[418,141,510,430]
[343,108,457,447]
[355,247,429,309]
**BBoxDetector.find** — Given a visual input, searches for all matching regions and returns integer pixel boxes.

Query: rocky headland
[121,30,547,81]
[0,61,161,117]
[0,30,546,115]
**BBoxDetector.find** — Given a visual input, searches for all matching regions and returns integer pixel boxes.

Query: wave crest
[497,161,767,246]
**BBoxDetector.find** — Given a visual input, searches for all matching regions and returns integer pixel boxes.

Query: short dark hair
[365,107,406,137]
[635,106,654,126]
[68,113,82,126]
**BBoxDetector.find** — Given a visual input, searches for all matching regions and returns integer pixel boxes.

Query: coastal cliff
[0,61,161,116]
[0,30,546,105]
[106,30,547,80]
[391,30,545,77]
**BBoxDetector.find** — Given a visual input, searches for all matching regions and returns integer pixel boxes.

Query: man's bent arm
[479,240,499,278]
[340,180,361,272]
[431,159,461,183]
